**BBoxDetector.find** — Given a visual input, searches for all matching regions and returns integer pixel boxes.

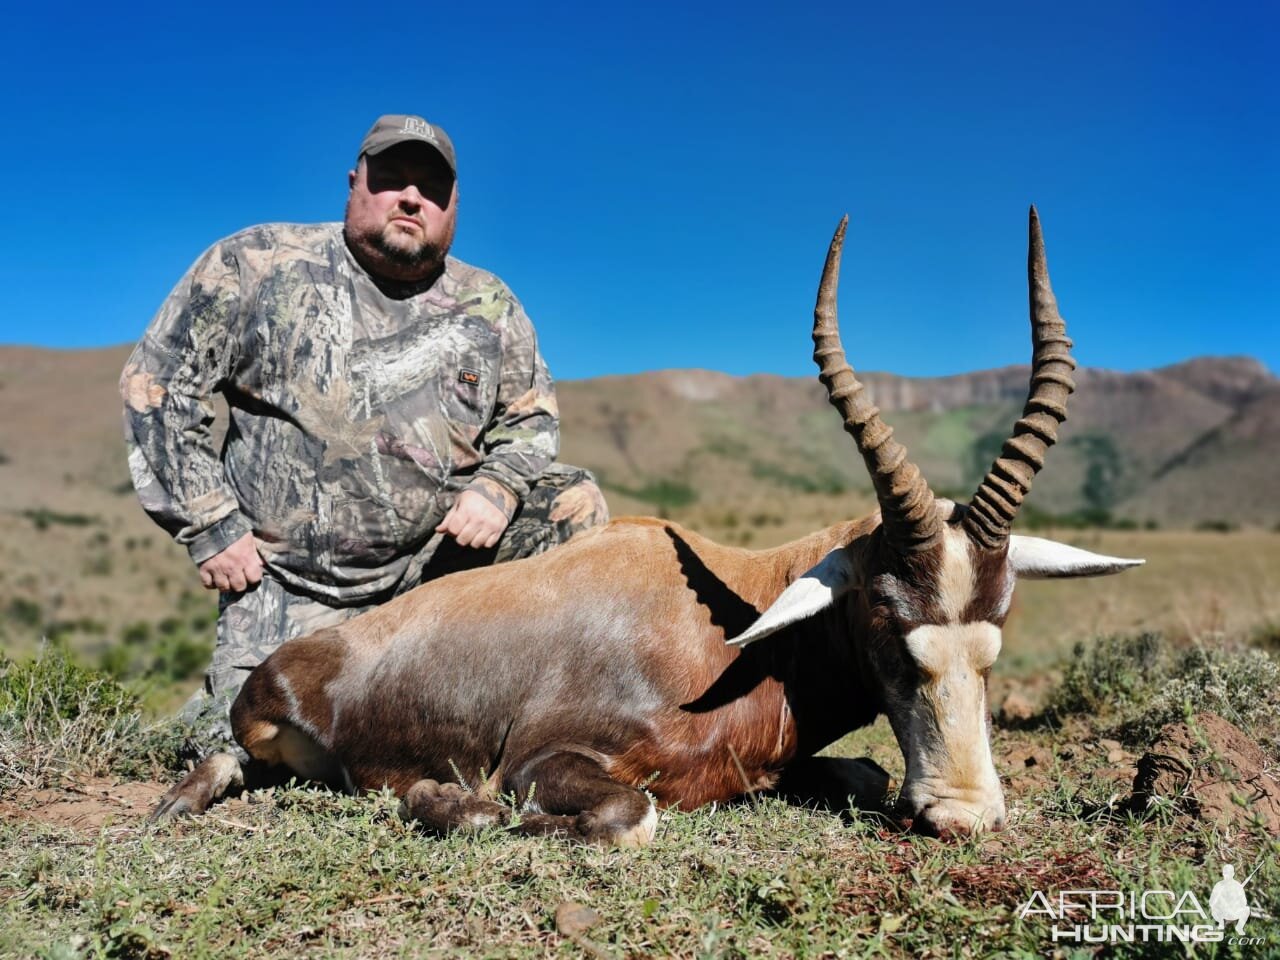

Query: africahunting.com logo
[1017,861,1266,945]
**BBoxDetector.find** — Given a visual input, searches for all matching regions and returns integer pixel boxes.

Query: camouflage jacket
[122,223,559,603]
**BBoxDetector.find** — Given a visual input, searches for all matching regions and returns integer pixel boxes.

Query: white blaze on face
[892,528,1011,831]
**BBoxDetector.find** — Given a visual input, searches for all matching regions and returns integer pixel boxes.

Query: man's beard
[372,227,450,268]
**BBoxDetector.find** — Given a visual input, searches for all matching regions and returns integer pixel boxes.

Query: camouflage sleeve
[465,291,560,520]
[120,240,250,565]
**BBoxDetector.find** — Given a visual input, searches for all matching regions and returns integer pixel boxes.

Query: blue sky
[2,1,1275,380]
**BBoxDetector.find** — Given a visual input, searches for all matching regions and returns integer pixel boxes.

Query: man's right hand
[198,532,264,592]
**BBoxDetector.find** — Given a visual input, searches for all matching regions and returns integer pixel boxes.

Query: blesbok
[155,208,1142,842]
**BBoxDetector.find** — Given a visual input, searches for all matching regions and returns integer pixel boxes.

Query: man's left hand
[436,490,509,549]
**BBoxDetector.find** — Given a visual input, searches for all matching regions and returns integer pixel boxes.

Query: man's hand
[436,490,509,549]
[198,532,264,592]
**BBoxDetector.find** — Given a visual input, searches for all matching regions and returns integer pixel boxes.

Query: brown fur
[231,515,883,813]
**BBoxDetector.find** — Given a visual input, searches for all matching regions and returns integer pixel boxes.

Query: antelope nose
[913,803,1006,839]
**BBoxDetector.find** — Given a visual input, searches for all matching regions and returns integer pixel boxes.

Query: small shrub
[1047,632,1167,718]
[0,648,135,726]
[1195,519,1238,533]
[5,597,42,630]
[151,634,212,682]
[105,617,213,689]
[21,508,98,530]
[750,461,848,495]
[603,479,698,514]
[1044,631,1280,746]
[121,622,152,646]
[0,647,186,788]
[44,618,108,644]
[188,607,215,632]
[83,553,114,577]
[1250,621,1280,652]
[0,647,137,788]
[1123,646,1280,743]
[98,645,131,679]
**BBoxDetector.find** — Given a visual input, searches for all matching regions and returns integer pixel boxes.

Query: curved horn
[963,206,1077,549]
[814,217,941,554]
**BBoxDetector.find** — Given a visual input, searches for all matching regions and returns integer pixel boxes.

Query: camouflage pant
[180,465,608,759]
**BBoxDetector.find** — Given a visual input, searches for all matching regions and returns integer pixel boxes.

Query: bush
[603,479,698,515]
[83,553,114,577]
[1047,632,1167,718]
[21,508,98,530]
[1124,646,1280,743]
[5,597,42,630]
[0,647,136,727]
[1250,621,1280,652]
[1044,632,1280,747]
[108,618,213,688]
[0,647,186,789]
[0,647,136,788]
[1195,519,1238,533]
[749,461,848,495]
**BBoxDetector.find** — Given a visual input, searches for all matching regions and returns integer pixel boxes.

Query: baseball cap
[358,114,456,174]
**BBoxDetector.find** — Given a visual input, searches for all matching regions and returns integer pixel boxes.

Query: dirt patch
[1127,711,1280,833]
[990,675,1054,728]
[0,777,168,831]
[998,743,1057,793]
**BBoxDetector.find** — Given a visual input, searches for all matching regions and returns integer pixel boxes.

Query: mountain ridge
[0,346,1273,528]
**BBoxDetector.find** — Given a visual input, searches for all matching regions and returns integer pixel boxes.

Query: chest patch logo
[458,369,481,386]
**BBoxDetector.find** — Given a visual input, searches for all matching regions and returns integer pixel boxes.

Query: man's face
[344,142,458,281]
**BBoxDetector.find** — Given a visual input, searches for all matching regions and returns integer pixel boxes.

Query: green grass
[5,766,1276,957]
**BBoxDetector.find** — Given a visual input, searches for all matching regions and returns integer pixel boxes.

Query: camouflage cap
[358,114,456,174]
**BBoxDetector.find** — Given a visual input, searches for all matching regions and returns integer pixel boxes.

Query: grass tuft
[0,645,184,791]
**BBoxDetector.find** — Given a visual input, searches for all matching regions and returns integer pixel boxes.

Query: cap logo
[402,117,436,143]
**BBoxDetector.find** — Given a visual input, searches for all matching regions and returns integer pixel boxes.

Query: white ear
[1009,534,1145,579]
[728,547,855,647]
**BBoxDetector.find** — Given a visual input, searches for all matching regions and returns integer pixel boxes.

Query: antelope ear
[728,547,855,647]
[1009,534,1145,579]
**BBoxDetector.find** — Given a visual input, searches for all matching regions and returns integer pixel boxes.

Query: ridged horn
[814,216,941,554]
[963,206,1077,549]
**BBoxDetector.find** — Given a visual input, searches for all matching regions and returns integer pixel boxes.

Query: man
[121,114,608,756]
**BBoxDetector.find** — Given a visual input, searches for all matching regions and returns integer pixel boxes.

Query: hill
[556,354,1276,529]
[0,345,1275,671]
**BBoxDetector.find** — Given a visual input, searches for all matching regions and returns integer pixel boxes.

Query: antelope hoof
[399,778,510,833]
[150,753,244,822]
